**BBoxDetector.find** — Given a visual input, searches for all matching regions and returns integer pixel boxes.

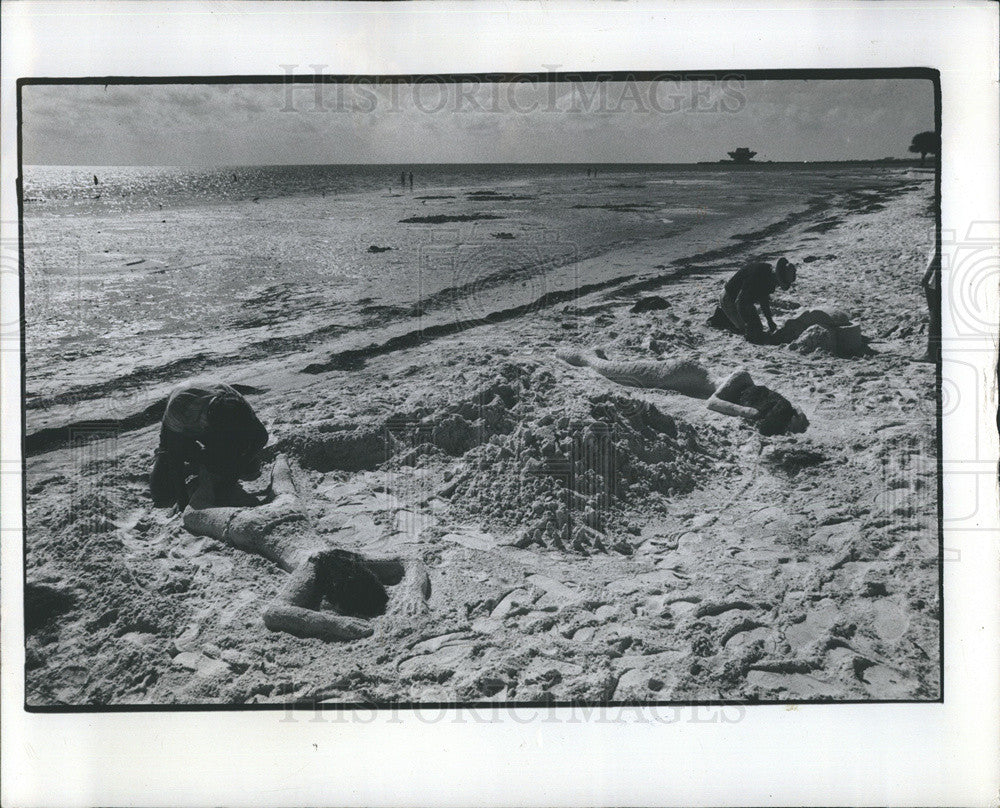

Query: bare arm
[707,396,759,420]
[759,296,775,330]
[262,556,376,641]
[707,370,759,420]
[263,604,374,641]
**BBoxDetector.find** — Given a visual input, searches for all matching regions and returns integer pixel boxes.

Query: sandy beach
[22,165,939,705]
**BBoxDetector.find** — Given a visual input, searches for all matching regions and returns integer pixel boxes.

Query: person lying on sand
[183,455,430,641]
[717,257,797,343]
[556,349,808,436]
[149,381,269,510]
[707,369,808,436]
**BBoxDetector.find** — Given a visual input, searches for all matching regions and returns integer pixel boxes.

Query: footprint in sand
[614,668,675,700]
[397,641,475,678]
[858,663,916,698]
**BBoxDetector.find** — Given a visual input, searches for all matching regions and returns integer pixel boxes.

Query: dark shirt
[724,262,777,303]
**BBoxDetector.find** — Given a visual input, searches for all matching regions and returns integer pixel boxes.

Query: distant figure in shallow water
[557,349,807,435]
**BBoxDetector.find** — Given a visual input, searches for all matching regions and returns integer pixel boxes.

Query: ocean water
[21,162,877,214]
[21,163,911,421]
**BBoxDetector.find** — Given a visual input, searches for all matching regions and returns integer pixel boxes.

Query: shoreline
[24,169,920,450]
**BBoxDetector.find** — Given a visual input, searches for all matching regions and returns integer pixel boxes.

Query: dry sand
[24,174,939,705]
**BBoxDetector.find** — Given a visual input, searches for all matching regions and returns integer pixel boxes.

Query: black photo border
[16,67,943,713]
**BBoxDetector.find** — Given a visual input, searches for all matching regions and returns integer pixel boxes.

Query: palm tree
[908,131,940,165]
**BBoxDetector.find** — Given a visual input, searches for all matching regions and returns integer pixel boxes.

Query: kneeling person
[719,257,796,342]
[150,381,268,509]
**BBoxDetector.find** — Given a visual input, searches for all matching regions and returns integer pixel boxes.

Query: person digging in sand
[150,381,269,510]
[556,349,808,436]
[183,454,431,641]
[716,257,797,343]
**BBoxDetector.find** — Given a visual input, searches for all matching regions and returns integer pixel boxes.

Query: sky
[21,77,935,166]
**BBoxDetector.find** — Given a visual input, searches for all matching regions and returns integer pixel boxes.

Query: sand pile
[288,361,719,554]
[789,324,838,356]
[283,362,522,471]
[429,363,718,554]
[778,307,872,357]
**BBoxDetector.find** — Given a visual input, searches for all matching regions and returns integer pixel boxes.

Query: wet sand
[23,170,938,705]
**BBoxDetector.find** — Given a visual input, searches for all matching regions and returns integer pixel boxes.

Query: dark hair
[737,383,799,436]
[314,550,388,617]
[776,257,796,286]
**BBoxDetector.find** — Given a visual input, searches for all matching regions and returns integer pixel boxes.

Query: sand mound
[48,491,120,537]
[437,364,719,554]
[282,424,389,472]
[789,324,838,356]
[778,307,872,357]
[285,363,523,471]
[285,362,720,555]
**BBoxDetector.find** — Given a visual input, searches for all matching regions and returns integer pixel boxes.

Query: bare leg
[556,349,717,398]
[707,371,760,421]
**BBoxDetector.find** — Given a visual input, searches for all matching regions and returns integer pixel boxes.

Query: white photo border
[2,2,997,806]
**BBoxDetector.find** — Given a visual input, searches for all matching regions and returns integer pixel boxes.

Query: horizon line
[23,158,928,169]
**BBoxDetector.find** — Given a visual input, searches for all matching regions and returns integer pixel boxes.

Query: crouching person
[718,257,796,343]
[149,381,268,510]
